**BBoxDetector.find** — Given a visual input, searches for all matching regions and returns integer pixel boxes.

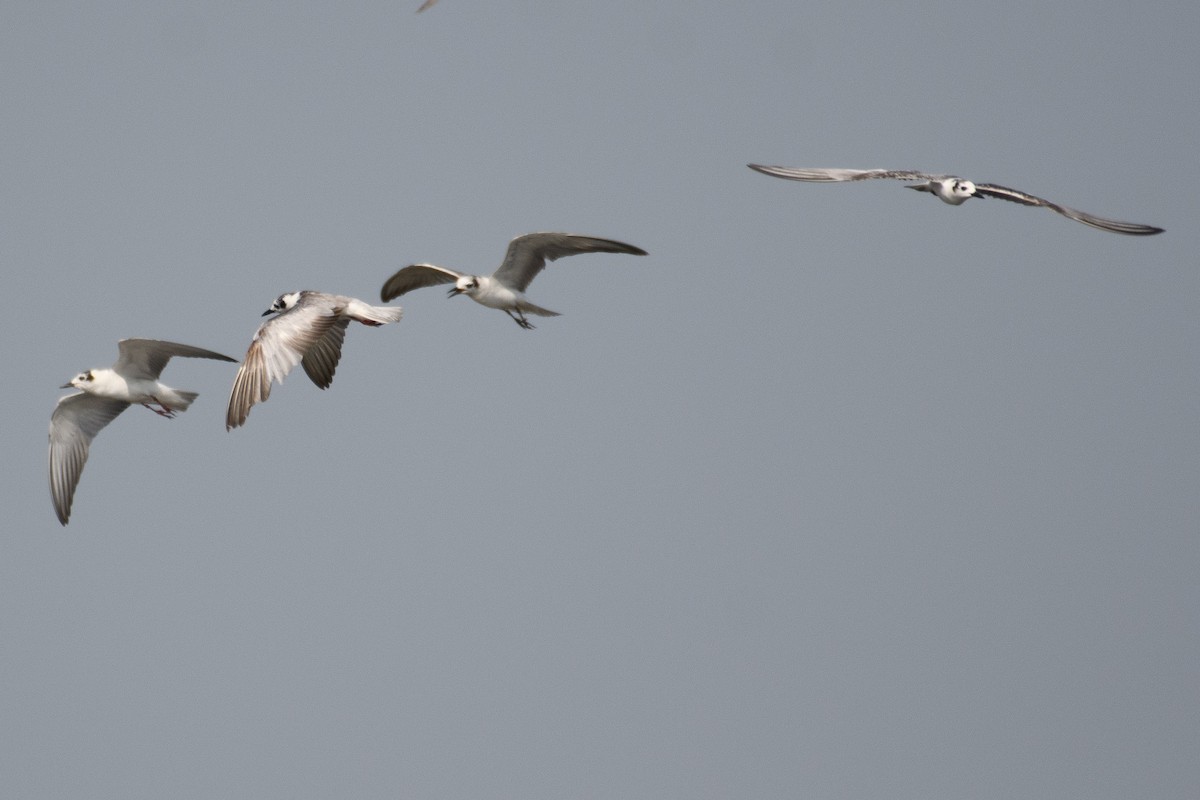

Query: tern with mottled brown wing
[225,291,403,430]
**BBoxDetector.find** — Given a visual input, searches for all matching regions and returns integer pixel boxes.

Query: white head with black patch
[61,370,96,390]
[263,291,303,316]
[940,178,977,205]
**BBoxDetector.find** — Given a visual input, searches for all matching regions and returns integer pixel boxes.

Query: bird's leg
[143,399,177,418]
[507,309,535,330]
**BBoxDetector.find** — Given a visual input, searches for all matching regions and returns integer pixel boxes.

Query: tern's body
[453,274,557,316]
[49,338,237,525]
[380,232,648,328]
[68,369,196,410]
[225,290,403,429]
[747,164,1164,236]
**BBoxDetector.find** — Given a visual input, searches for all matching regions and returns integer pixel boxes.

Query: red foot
[142,401,177,419]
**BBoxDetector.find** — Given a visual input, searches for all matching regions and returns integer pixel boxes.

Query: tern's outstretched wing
[492,233,647,293]
[48,393,130,525]
[973,183,1164,236]
[747,165,945,184]
[300,318,351,390]
[114,339,237,380]
[380,264,463,301]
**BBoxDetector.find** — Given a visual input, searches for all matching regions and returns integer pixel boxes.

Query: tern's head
[448,276,478,298]
[919,178,976,206]
[62,370,95,390]
[263,291,303,316]
[943,178,976,204]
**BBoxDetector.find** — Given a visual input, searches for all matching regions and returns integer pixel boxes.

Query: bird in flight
[747,164,1164,236]
[380,232,648,329]
[416,0,439,11]
[226,291,404,430]
[49,338,237,525]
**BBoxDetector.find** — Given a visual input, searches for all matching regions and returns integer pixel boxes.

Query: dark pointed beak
[262,309,273,316]
[447,287,463,298]
[60,382,73,388]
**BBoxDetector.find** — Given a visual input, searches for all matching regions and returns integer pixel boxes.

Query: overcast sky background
[2,2,1197,798]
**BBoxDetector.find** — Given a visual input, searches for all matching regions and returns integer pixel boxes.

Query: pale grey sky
[2,2,1197,798]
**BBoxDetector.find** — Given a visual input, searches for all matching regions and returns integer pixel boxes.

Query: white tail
[165,389,200,410]
[346,299,404,326]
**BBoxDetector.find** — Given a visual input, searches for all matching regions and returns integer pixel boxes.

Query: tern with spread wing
[747,165,1164,236]
[380,232,648,329]
[225,291,404,430]
[49,338,237,525]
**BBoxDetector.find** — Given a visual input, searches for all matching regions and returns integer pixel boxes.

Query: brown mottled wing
[301,318,350,389]
[226,294,344,430]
